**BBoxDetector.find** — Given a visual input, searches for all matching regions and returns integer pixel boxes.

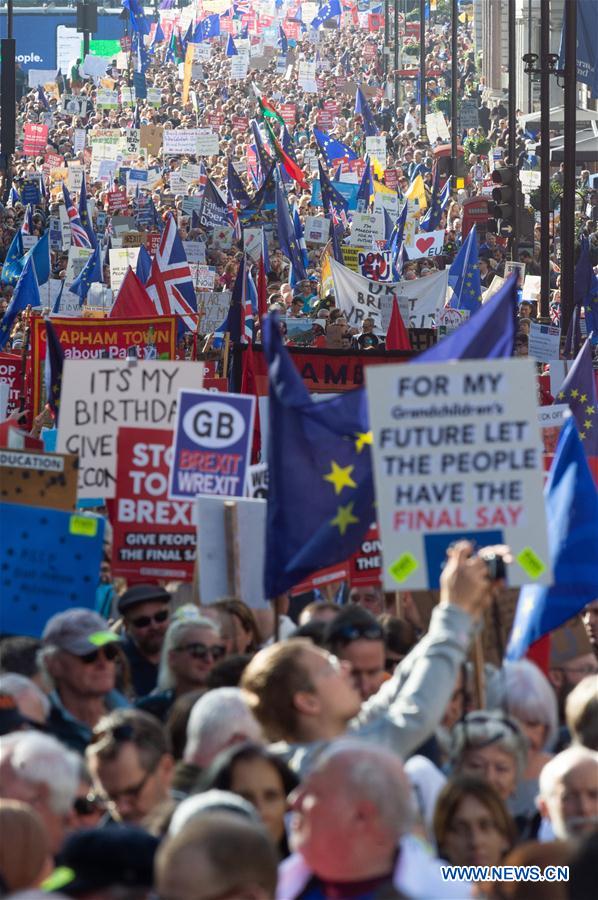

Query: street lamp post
[0,0,16,201]
[561,0,577,343]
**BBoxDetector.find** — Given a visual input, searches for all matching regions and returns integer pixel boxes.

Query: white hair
[184,688,262,767]
[168,790,260,838]
[0,732,79,815]
[486,660,559,750]
[157,616,220,691]
[313,738,414,837]
[538,746,598,799]
[0,673,50,718]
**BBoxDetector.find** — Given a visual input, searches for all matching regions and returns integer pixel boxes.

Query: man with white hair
[278,740,468,899]
[0,674,50,726]
[173,688,262,795]
[0,731,80,854]
[537,746,598,840]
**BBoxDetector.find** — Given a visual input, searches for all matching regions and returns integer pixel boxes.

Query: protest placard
[112,427,196,581]
[57,360,201,499]
[0,504,105,637]
[404,230,445,259]
[528,322,561,362]
[245,462,268,500]
[357,249,394,282]
[196,291,232,334]
[365,135,387,168]
[163,129,201,155]
[182,241,206,264]
[0,449,78,510]
[23,124,48,155]
[230,53,250,79]
[140,124,163,156]
[298,60,317,92]
[109,248,141,293]
[169,390,255,502]
[196,496,269,609]
[0,354,21,416]
[304,216,329,244]
[190,265,216,290]
[348,211,385,247]
[366,359,552,590]
[96,89,119,109]
[348,524,382,587]
[195,132,220,156]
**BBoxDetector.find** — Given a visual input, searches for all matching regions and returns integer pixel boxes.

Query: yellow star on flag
[354,431,373,453]
[330,502,359,535]
[580,431,586,440]
[571,389,579,398]
[323,461,357,495]
[584,419,592,430]
[580,394,588,403]
[587,405,595,415]
[557,391,565,400]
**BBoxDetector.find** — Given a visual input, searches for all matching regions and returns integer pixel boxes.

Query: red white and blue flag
[62,184,92,248]
[145,213,198,331]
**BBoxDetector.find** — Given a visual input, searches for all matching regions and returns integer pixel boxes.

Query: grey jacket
[271,603,474,777]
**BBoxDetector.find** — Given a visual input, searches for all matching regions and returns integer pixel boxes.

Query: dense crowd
[0,2,598,899]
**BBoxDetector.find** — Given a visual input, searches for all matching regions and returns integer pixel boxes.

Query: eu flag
[136,244,152,284]
[0,255,40,350]
[311,0,341,30]
[356,159,374,211]
[69,244,102,303]
[29,230,50,286]
[122,0,150,36]
[226,34,238,56]
[227,160,251,208]
[193,14,221,42]
[276,183,307,282]
[355,86,379,137]
[448,224,482,313]
[78,174,97,249]
[506,417,598,660]
[318,161,349,227]
[1,230,24,286]
[554,339,598,460]
[262,314,375,597]
[420,171,451,233]
[44,318,64,422]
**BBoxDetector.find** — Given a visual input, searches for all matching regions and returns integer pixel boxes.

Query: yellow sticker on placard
[389,553,419,583]
[455,177,465,190]
[69,515,98,538]
[516,547,546,579]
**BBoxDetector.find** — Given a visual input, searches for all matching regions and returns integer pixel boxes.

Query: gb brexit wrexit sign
[169,390,255,501]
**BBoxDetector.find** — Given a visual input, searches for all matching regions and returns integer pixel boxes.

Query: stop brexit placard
[111,427,195,581]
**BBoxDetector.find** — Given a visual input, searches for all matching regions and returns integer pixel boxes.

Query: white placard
[365,136,387,168]
[196,496,269,610]
[67,163,84,192]
[57,361,201,499]
[182,241,206,264]
[73,128,86,153]
[230,53,250,80]
[197,291,232,333]
[298,60,317,93]
[28,69,57,88]
[56,26,82,74]
[195,133,220,156]
[528,322,561,362]
[304,216,329,244]
[366,359,552,590]
[109,248,141,294]
[163,129,202,155]
[348,212,385,248]
[404,230,446,259]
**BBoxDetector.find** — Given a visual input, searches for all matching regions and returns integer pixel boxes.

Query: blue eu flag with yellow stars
[1,230,24,286]
[69,244,102,304]
[448,223,482,313]
[262,315,375,597]
[553,338,598,460]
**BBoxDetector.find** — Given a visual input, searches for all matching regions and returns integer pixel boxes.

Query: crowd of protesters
[0,2,598,898]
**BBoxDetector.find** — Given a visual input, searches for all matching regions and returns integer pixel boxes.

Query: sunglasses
[333,624,384,644]
[174,643,226,662]
[129,608,170,629]
[78,643,120,665]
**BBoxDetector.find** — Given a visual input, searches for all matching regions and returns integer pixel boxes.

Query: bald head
[155,812,278,900]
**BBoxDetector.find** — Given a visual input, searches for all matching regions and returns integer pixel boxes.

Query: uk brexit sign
[169,390,255,501]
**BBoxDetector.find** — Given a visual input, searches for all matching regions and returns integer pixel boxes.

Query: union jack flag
[62,184,92,248]
[146,214,198,331]
[20,204,34,237]
[328,200,348,229]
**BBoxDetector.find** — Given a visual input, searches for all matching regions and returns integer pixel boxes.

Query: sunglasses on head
[334,624,384,644]
[129,608,170,629]
[78,643,120,665]
[174,642,226,662]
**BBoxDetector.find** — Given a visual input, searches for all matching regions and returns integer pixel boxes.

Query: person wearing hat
[41,610,130,755]
[42,826,158,897]
[118,585,172,700]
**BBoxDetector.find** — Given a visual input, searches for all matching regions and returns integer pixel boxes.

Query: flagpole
[18,306,31,415]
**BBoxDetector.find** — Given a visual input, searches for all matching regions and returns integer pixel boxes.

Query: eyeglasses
[101,767,155,805]
[73,793,104,816]
[129,609,170,629]
[78,644,120,665]
[173,643,226,662]
[333,624,384,644]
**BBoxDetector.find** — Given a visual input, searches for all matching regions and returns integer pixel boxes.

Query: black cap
[43,827,159,896]
[117,584,171,615]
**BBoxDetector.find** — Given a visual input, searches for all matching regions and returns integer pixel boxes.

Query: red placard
[111,427,196,581]
[384,168,399,189]
[348,525,382,587]
[208,112,225,128]
[368,13,383,31]
[232,115,249,130]
[107,188,128,214]
[280,103,297,126]
[23,124,49,155]
[0,353,23,417]
[145,231,162,256]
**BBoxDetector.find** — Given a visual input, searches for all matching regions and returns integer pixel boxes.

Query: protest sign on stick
[366,359,551,590]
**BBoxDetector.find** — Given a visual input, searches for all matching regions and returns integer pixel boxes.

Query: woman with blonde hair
[0,800,52,894]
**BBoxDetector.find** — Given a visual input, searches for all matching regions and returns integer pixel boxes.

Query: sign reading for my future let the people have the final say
[366,359,552,591]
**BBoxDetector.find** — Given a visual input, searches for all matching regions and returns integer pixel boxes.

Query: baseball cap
[117,584,171,615]
[42,827,158,896]
[42,609,119,656]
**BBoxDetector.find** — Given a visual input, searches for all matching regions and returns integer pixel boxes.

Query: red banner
[107,188,128,214]
[251,346,415,394]
[280,103,297,126]
[348,525,382,587]
[232,115,249,130]
[111,427,196,581]
[23,124,49,155]
[31,316,177,415]
[207,112,225,128]
[0,353,23,417]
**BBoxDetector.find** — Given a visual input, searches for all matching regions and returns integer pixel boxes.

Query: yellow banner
[182,43,194,107]
[404,174,427,211]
